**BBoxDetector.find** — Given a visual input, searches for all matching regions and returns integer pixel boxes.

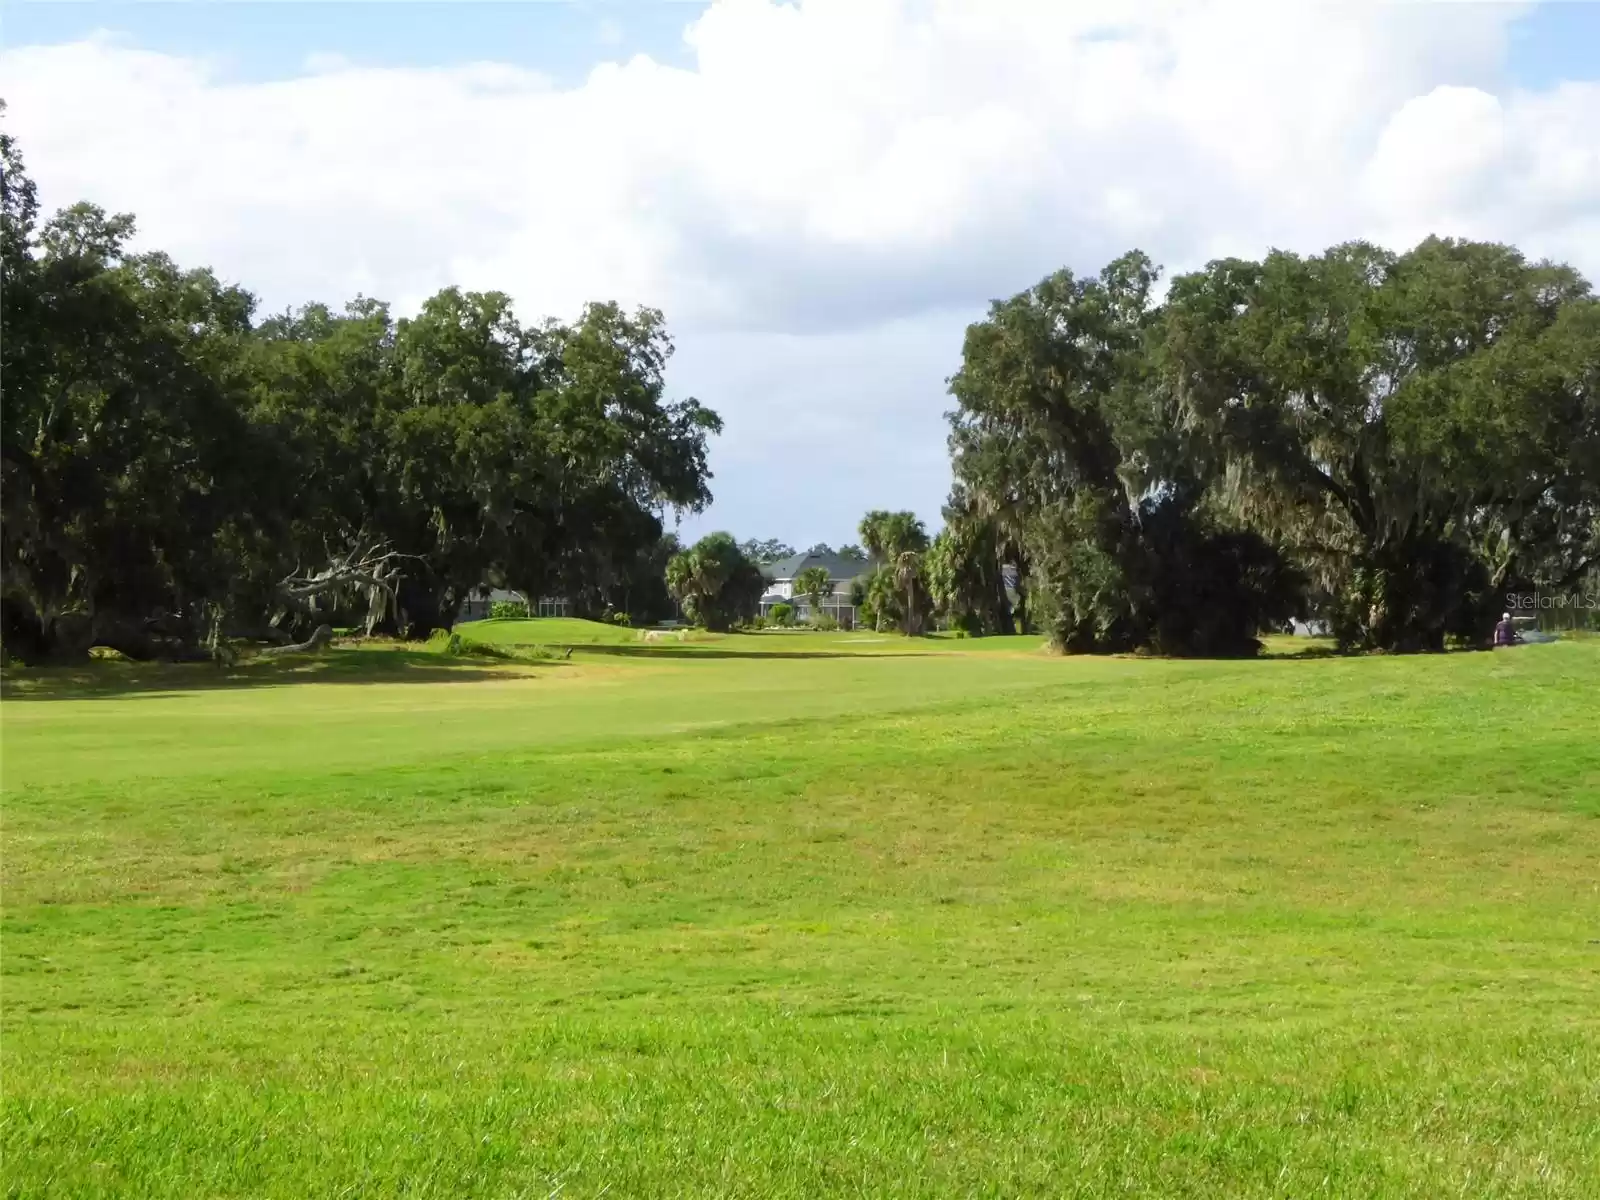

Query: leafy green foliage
[0,136,719,662]
[489,599,530,620]
[852,562,929,636]
[768,602,794,626]
[924,516,1014,636]
[666,533,768,632]
[790,566,832,622]
[949,240,1598,654]
[857,511,929,563]
[856,511,931,634]
[2,134,271,662]
[1162,237,1600,651]
[948,252,1279,654]
[738,538,795,565]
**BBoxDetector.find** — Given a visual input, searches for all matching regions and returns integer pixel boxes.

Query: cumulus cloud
[3,0,1597,542]
[1362,81,1600,269]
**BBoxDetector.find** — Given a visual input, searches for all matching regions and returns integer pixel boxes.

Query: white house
[758,551,870,628]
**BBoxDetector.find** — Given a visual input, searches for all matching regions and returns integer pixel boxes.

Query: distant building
[456,588,571,622]
[759,551,871,628]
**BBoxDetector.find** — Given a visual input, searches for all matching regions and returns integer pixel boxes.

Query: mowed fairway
[3,631,1599,1197]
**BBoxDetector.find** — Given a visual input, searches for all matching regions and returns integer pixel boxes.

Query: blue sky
[5,2,697,82]
[9,1,1597,89]
[5,2,1598,548]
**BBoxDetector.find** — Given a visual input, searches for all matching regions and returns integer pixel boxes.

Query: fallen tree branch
[276,535,410,635]
[256,624,334,658]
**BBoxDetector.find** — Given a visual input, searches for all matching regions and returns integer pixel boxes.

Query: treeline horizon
[4,121,1597,663]
[2,127,719,663]
[652,238,1600,654]
[935,243,1597,653]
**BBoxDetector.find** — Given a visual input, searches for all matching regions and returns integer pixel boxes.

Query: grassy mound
[454,615,644,647]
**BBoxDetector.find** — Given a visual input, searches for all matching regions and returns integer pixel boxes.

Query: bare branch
[276,536,413,635]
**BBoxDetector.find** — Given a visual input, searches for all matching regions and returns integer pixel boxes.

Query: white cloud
[3,1,1597,543]
[668,310,968,545]
[1362,80,1600,268]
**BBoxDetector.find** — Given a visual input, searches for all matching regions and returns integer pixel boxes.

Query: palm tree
[858,511,892,566]
[858,513,891,630]
[857,566,897,633]
[858,510,929,632]
[792,565,832,625]
[895,549,923,636]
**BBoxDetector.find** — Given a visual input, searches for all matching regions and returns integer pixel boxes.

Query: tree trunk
[54,611,213,663]
[996,590,1016,636]
[257,624,333,657]
[396,578,455,640]
[1,598,52,665]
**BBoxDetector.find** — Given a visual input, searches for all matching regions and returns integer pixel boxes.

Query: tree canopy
[924,510,1014,636]
[1162,237,1599,650]
[1,132,718,662]
[852,511,930,634]
[738,538,795,565]
[9,113,1594,660]
[666,533,767,632]
[791,566,832,622]
[946,240,1598,653]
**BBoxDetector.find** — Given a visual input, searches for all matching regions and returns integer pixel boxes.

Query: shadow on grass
[568,643,935,661]
[1267,646,1343,660]
[0,648,558,701]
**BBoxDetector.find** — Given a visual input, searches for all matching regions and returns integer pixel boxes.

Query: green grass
[457,615,648,647]
[456,615,1050,656]
[3,637,1598,1196]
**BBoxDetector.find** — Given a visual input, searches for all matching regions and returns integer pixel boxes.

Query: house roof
[763,551,871,584]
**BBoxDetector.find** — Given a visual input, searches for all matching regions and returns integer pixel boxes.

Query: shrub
[812,613,839,632]
[1327,537,1492,653]
[471,641,544,661]
[489,599,529,620]
[434,631,558,661]
[769,603,794,626]
[951,613,984,637]
[612,612,632,627]
[666,533,769,631]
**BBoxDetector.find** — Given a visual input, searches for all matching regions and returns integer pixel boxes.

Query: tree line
[668,511,951,636]
[737,539,867,565]
[6,113,1595,661]
[939,243,1600,653]
[687,240,1599,654]
[1,128,717,663]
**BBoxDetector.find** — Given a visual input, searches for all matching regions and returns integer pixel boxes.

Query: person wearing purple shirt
[1493,612,1518,647]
